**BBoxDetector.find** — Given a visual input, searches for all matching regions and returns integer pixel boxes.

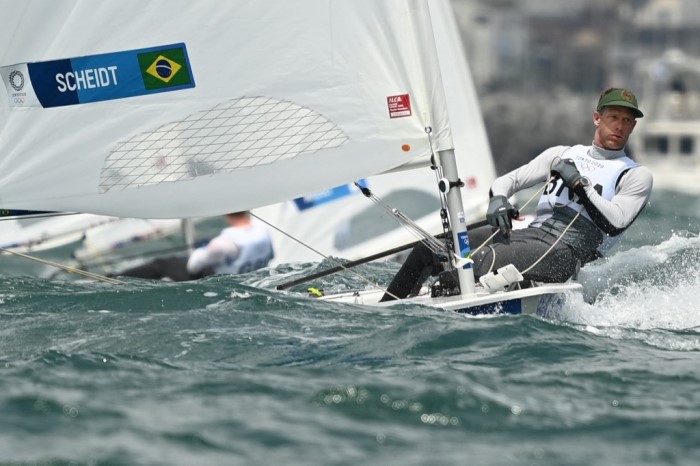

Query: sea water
[1,190,700,466]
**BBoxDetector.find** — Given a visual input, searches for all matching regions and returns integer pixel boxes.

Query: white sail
[253,0,497,264]
[0,0,451,219]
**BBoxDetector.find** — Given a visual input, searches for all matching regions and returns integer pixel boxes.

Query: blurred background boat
[631,49,700,194]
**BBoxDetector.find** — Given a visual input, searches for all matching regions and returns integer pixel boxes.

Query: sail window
[100,97,348,192]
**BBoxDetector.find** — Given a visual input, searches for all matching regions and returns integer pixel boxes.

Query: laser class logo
[138,47,192,90]
[387,94,412,118]
[9,70,24,91]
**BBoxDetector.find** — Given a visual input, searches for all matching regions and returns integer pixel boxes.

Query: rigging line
[274,219,488,290]
[471,181,547,257]
[0,211,78,222]
[469,173,582,277]
[249,212,400,300]
[390,208,445,252]
[416,126,455,256]
[520,211,580,275]
[425,126,457,266]
[514,161,581,275]
[355,185,445,253]
[481,209,580,278]
[348,126,453,257]
[0,247,126,285]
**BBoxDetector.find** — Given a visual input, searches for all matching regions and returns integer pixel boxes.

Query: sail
[252,0,497,264]
[428,0,496,200]
[0,0,452,219]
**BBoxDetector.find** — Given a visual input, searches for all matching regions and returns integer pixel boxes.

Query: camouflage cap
[597,88,643,118]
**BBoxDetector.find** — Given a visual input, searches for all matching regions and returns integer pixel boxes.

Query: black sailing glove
[486,195,519,238]
[551,158,584,190]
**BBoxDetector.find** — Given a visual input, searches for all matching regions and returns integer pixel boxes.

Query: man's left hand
[552,158,584,190]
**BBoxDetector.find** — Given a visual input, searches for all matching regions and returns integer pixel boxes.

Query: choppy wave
[3,196,700,464]
[550,232,700,351]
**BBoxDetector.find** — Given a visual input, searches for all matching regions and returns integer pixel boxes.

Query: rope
[256,128,452,298]
[469,157,584,278]
[471,181,547,257]
[355,185,445,254]
[249,212,400,301]
[0,247,126,285]
[517,156,583,275]
[425,127,456,263]
[520,211,580,275]
[0,211,76,221]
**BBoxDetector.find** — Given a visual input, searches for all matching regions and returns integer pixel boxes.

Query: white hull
[317,282,583,316]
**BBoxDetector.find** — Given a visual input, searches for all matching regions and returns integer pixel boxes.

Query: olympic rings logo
[9,70,24,92]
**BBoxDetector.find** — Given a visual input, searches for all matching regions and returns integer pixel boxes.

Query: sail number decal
[1,43,194,108]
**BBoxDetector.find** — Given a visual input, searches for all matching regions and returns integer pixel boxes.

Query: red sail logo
[387,94,412,118]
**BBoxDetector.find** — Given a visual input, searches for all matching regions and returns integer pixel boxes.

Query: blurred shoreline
[480,90,596,173]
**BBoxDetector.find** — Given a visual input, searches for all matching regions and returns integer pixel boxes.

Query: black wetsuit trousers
[380,225,584,301]
[117,256,214,282]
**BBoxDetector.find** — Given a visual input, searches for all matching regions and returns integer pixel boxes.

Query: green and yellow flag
[138,46,193,90]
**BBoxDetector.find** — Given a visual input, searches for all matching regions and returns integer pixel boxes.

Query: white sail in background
[253,0,497,264]
[429,0,496,196]
[0,0,452,219]
[0,214,118,253]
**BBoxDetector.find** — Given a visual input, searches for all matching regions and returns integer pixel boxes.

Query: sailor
[116,211,274,281]
[380,87,653,301]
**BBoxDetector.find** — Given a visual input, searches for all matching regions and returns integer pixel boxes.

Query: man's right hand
[551,158,584,190]
[486,195,519,238]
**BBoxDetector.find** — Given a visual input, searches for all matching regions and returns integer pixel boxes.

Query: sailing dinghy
[0,0,581,315]
[3,0,497,270]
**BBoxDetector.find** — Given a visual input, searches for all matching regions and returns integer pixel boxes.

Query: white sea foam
[550,232,700,349]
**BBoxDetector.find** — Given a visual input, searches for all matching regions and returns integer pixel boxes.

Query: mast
[181,219,196,255]
[437,149,476,296]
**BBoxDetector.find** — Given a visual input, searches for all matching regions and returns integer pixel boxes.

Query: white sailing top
[535,145,638,221]
[187,220,274,275]
[490,143,653,257]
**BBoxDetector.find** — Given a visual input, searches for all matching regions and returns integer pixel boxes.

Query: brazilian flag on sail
[17,43,195,108]
[138,46,193,91]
